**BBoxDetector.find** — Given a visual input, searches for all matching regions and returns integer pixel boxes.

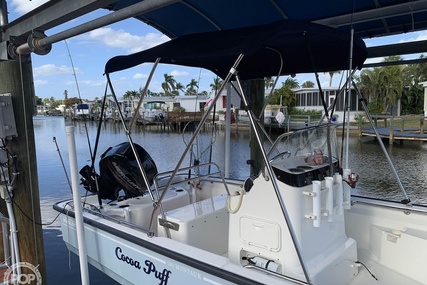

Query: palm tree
[283,77,300,89]
[357,67,386,112]
[161,73,177,96]
[123,90,139,100]
[210,77,223,92]
[175,82,185,94]
[264,77,275,89]
[326,71,341,87]
[301,81,315,88]
[186,78,199,95]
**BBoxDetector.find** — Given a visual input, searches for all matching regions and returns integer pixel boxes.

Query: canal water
[33,116,427,284]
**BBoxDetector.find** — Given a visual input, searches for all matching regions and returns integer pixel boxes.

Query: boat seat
[102,187,190,234]
[158,194,229,255]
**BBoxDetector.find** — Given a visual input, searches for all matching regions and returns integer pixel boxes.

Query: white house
[292,87,363,122]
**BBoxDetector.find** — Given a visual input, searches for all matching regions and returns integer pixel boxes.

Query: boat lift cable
[351,81,411,205]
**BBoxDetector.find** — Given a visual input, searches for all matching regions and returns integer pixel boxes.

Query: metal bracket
[158,218,180,231]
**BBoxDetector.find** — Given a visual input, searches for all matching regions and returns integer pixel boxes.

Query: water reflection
[34,116,427,205]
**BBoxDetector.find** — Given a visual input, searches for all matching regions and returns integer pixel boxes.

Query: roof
[4,0,427,64]
[105,20,367,79]
[105,0,427,40]
[104,0,427,59]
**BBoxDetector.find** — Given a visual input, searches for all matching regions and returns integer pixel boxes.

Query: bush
[288,108,322,115]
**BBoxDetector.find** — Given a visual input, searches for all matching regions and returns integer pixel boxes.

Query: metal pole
[234,75,313,285]
[15,0,179,55]
[352,82,411,204]
[224,83,231,178]
[129,58,160,129]
[0,0,8,27]
[65,126,90,285]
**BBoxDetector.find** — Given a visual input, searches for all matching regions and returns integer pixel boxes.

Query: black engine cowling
[80,142,158,200]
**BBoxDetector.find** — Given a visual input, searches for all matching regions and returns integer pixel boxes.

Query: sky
[6,0,427,101]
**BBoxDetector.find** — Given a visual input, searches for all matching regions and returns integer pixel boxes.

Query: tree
[326,71,340,87]
[123,90,139,100]
[357,56,407,113]
[357,67,386,113]
[35,96,43,106]
[63,90,68,100]
[283,77,299,89]
[64,97,80,109]
[161,73,177,96]
[171,82,185,96]
[269,77,298,106]
[186,78,199,95]
[210,77,223,92]
[264,77,275,89]
[301,81,315,88]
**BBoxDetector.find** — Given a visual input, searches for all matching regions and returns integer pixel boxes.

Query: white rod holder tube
[343,169,352,210]
[312,181,321,228]
[325,177,334,222]
[335,174,344,215]
[66,126,90,285]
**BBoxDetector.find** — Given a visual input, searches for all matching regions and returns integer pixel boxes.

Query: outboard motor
[80,142,158,200]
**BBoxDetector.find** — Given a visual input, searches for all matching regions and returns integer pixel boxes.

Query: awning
[105,20,367,80]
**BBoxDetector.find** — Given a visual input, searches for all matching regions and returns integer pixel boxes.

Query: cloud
[33,64,78,77]
[171,70,189,77]
[399,31,427,43]
[85,27,169,53]
[65,79,104,87]
[34,79,48,87]
[133,73,148,79]
[10,0,49,15]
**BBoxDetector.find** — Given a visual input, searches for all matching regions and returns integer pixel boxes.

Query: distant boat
[73,103,90,119]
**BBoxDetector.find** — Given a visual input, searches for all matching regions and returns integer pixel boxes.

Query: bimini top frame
[96,19,370,285]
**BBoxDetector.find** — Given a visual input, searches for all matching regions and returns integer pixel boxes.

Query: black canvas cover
[105,20,367,80]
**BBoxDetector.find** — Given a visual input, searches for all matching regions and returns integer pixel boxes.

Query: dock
[359,115,427,144]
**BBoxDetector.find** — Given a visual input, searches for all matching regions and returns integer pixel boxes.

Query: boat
[73,103,91,120]
[54,20,427,285]
[137,101,168,125]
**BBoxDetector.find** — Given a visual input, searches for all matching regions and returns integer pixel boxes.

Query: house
[292,87,363,122]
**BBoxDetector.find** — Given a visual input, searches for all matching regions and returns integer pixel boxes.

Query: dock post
[389,116,394,145]
[0,60,46,282]
[420,116,424,134]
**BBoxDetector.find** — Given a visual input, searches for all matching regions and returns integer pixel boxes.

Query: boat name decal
[144,259,172,285]
[115,246,172,285]
[115,246,142,269]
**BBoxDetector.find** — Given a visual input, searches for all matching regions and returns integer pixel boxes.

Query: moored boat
[54,20,426,285]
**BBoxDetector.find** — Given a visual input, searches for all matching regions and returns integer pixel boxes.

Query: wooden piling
[0,60,46,283]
